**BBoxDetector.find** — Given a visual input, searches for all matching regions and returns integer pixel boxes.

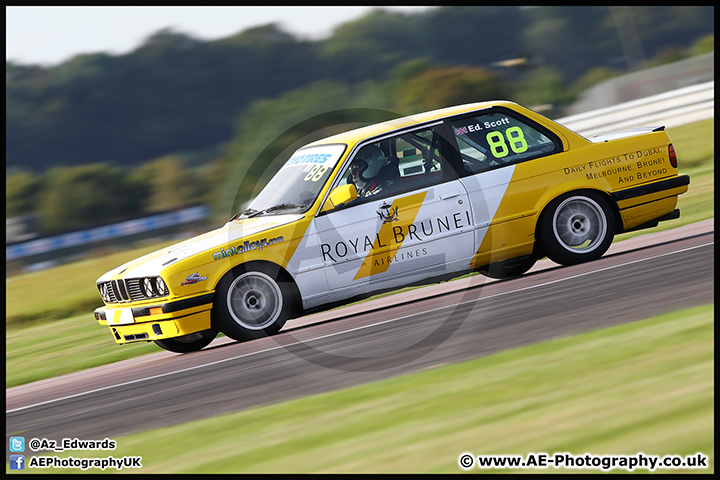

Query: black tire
[539,191,615,266]
[154,328,217,353]
[479,255,536,279]
[212,264,294,342]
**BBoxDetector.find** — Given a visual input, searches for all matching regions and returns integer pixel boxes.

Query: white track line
[7,241,713,414]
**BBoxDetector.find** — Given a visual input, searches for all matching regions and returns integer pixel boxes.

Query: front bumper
[95,292,214,344]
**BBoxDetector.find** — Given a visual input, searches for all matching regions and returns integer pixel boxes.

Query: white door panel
[458,166,516,250]
[285,220,329,303]
[312,180,475,296]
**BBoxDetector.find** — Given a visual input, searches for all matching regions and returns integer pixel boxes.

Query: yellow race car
[94,101,689,352]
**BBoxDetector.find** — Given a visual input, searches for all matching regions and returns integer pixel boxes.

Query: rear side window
[449,111,559,174]
[395,128,443,180]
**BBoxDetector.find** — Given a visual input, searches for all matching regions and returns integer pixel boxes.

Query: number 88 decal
[304,165,329,182]
[487,126,528,158]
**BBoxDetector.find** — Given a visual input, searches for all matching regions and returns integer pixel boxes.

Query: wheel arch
[533,187,622,257]
[212,259,303,315]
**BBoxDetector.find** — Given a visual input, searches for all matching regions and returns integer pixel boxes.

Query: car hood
[97,214,303,282]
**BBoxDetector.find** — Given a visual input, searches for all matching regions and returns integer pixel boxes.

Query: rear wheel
[154,328,217,353]
[213,265,294,342]
[539,191,615,266]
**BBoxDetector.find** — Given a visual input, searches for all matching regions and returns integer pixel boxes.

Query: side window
[449,111,558,174]
[336,125,448,203]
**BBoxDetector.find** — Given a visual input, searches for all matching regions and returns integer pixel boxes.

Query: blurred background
[5,6,714,274]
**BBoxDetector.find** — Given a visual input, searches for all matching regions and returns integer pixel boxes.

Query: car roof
[306,100,521,148]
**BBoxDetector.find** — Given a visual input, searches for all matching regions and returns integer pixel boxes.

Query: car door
[445,108,563,266]
[311,123,475,302]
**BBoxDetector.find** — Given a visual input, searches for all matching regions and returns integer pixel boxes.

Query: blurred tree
[129,156,210,212]
[394,66,507,112]
[216,23,296,46]
[390,58,434,93]
[521,6,620,81]
[522,11,570,60]
[6,171,41,217]
[37,163,145,233]
[213,80,397,221]
[5,6,714,175]
[320,9,423,83]
[132,28,203,56]
[641,47,685,69]
[630,6,714,58]
[687,33,714,57]
[516,67,573,110]
[421,7,527,69]
[573,66,623,94]
[6,24,321,172]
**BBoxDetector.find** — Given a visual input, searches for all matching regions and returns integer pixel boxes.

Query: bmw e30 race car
[94,100,689,353]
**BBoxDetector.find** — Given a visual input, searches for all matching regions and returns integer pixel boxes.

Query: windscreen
[240,143,346,218]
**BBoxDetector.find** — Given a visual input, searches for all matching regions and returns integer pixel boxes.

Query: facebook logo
[10,455,25,470]
[10,436,25,452]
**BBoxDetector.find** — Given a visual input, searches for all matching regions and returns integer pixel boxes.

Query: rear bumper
[612,174,689,232]
[612,174,689,205]
[623,209,680,233]
[95,292,214,344]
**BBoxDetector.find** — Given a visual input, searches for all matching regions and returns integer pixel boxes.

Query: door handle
[440,192,461,200]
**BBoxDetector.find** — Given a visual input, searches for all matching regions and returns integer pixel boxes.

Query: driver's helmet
[355,145,386,180]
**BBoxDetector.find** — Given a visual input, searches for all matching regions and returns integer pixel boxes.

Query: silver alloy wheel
[226,271,283,330]
[552,196,608,254]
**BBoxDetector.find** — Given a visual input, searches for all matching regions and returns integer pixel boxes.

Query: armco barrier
[556,81,714,138]
[6,205,209,261]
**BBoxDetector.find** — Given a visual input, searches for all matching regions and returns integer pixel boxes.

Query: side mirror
[321,184,358,213]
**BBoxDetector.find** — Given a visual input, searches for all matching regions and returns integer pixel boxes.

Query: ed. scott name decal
[213,236,284,260]
[454,117,528,159]
[454,116,511,135]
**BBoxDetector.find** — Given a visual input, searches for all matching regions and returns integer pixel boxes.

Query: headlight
[155,277,167,296]
[142,278,154,297]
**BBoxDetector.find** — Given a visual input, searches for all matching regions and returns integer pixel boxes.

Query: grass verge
[6,314,160,388]
[6,240,176,329]
[12,304,712,474]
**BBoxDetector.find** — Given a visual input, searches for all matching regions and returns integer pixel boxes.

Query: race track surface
[6,220,714,451]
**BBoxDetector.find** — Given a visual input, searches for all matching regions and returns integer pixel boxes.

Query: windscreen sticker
[284,152,334,168]
[282,144,345,170]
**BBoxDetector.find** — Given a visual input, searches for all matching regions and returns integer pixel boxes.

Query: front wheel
[154,328,217,353]
[212,266,294,342]
[539,191,615,266]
